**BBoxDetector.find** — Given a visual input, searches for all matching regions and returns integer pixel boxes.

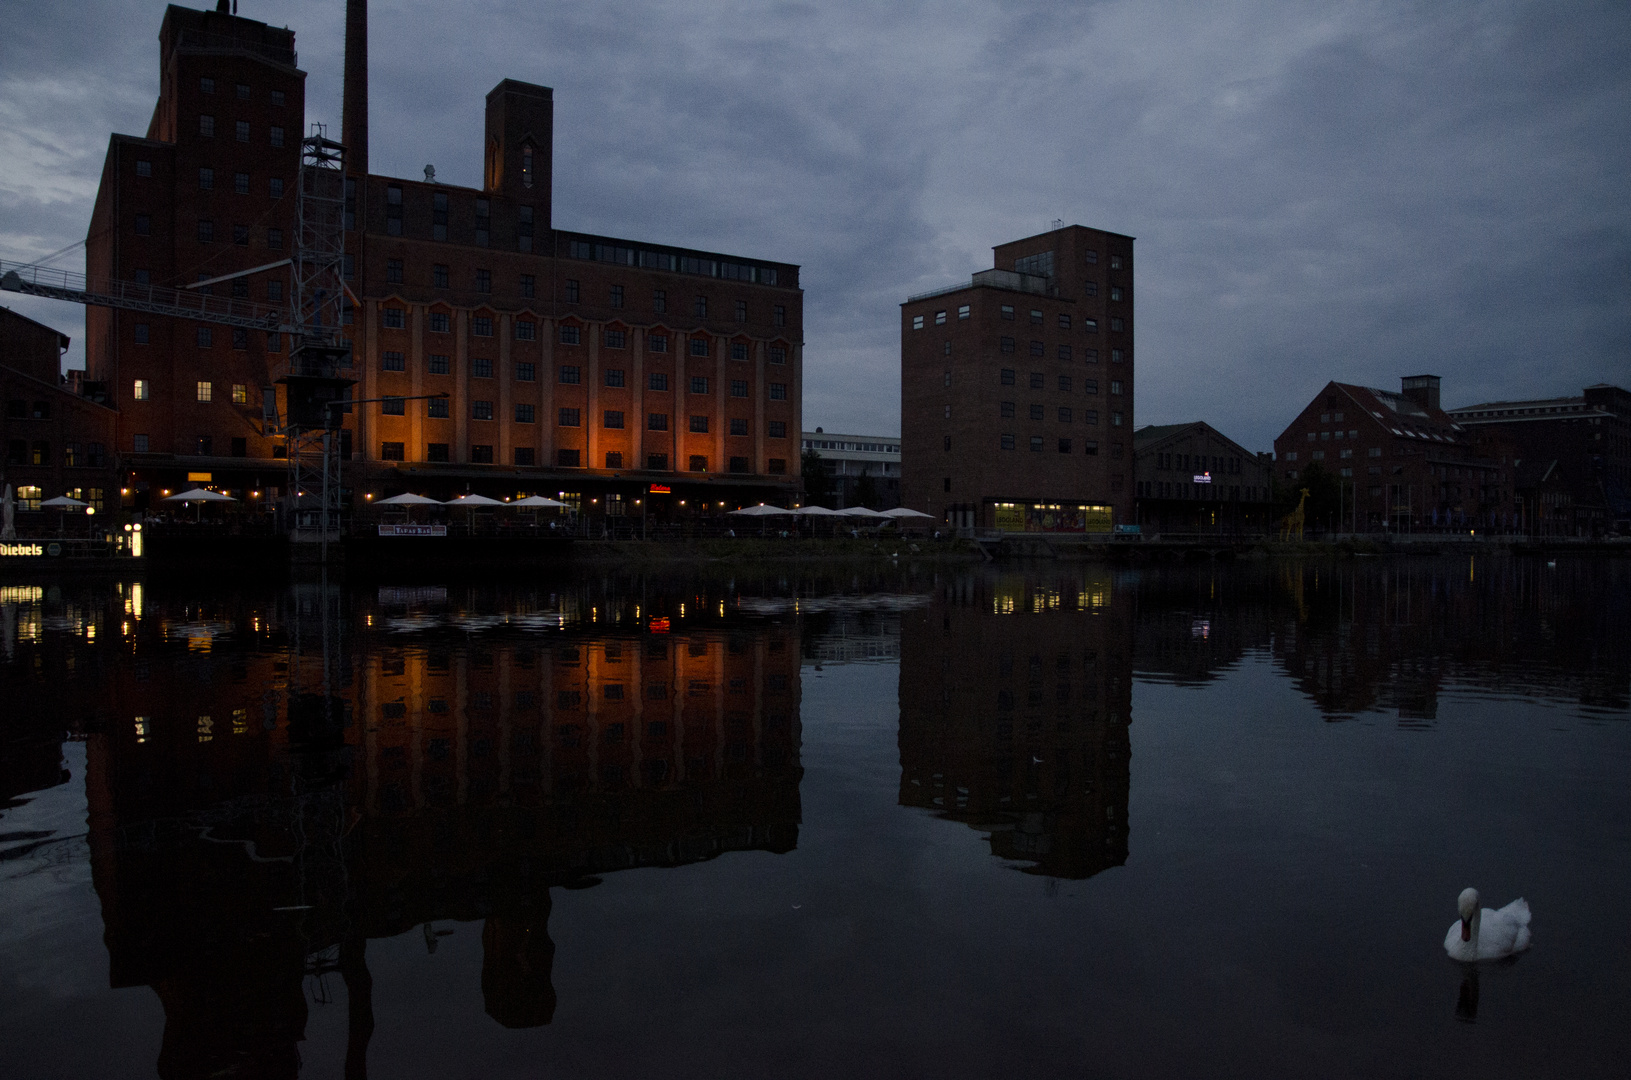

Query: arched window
[521,144,534,189]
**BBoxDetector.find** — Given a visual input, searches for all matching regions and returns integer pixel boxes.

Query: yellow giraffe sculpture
[1279,488,1310,541]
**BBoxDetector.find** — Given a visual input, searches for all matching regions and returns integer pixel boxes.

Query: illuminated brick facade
[85,5,802,512]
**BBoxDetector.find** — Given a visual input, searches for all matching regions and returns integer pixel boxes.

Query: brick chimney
[1400,374,1441,413]
[343,0,368,175]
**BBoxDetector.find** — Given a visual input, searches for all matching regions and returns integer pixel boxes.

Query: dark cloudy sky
[2,0,1627,449]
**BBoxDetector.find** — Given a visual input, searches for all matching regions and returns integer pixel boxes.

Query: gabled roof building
[1272,375,1513,531]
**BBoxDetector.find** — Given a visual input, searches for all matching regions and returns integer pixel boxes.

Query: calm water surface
[1,557,1627,1078]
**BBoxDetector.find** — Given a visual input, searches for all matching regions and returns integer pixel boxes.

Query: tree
[853,469,879,510]
[801,449,833,507]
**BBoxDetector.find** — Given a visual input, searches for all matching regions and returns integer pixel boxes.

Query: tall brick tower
[900,225,1135,533]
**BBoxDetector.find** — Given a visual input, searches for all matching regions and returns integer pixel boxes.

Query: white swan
[1444,888,1531,961]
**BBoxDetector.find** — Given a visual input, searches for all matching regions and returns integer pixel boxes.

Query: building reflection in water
[898,572,1132,879]
[70,579,802,1079]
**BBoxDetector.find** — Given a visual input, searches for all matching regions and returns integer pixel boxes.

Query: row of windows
[130,379,250,404]
[140,217,286,249]
[1139,481,1261,500]
[992,435,1111,454]
[130,325,295,353]
[996,370,1125,394]
[378,444,786,474]
[373,354,789,401]
[914,309,1126,333]
[564,280,788,325]
[379,310,789,362]
[4,440,108,468]
[564,241,781,287]
[3,399,53,420]
[193,168,285,197]
[198,115,285,147]
[1152,452,1249,474]
[998,404,1105,424]
[1307,428,1362,441]
[551,411,787,436]
[197,78,287,107]
[995,418,1125,445]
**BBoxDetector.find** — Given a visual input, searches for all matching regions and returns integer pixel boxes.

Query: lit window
[231,384,247,404]
[133,379,150,401]
[196,381,212,402]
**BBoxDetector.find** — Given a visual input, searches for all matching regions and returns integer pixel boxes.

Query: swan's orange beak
[1461,918,1471,942]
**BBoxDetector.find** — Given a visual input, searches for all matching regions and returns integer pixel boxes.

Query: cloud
[1,0,1627,445]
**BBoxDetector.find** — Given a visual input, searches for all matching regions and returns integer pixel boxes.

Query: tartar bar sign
[378,525,447,537]
[1,543,47,556]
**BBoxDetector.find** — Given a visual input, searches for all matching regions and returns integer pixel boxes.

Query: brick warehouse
[85,2,802,518]
[900,225,1134,533]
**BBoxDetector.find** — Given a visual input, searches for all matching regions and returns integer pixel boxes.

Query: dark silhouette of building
[897,572,1131,878]
[1449,383,1631,535]
[900,225,1134,532]
[1,307,119,519]
[1132,421,1273,536]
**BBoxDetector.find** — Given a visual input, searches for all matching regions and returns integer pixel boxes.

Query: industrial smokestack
[343,0,368,175]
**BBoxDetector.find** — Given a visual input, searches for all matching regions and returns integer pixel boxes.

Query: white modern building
[802,429,902,509]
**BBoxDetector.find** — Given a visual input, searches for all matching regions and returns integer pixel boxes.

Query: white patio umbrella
[794,505,841,517]
[728,504,795,516]
[837,506,889,518]
[375,492,442,506]
[163,486,236,522]
[512,496,571,508]
[881,507,935,519]
[444,494,505,506]
[40,495,91,537]
[163,487,237,502]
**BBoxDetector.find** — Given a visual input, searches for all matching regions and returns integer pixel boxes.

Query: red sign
[649,617,671,633]
[649,484,672,494]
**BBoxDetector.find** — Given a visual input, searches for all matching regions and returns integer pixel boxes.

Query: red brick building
[900,224,1134,533]
[1,306,118,522]
[85,3,802,517]
[1272,375,1512,530]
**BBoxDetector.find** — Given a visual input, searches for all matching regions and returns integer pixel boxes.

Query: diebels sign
[1,542,47,557]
